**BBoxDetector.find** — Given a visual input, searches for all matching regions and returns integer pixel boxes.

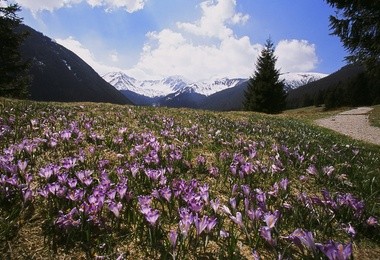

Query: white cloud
[16,0,146,13]
[56,36,121,75]
[126,0,261,81]
[275,39,319,73]
[16,0,80,13]
[127,29,262,80]
[87,0,146,13]
[177,0,249,40]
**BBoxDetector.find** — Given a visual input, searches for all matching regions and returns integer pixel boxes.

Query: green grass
[281,106,349,121]
[369,105,380,127]
[0,98,379,259]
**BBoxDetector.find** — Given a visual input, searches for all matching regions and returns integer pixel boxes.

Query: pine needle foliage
[244,39,286,114]
[0,0,30,98]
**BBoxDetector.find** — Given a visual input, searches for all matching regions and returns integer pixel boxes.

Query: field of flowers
[1,98,379,259]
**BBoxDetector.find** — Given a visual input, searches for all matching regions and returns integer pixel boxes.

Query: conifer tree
[0,0,29,98]
[243,39,286,114]
[326,0,380,67]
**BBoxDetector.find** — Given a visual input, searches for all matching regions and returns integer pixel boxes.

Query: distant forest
[286,64,380,110]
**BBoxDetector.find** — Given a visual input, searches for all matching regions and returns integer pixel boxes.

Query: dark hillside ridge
[286,64,364,108]
[17,24,133,105]
[199,80,248,111]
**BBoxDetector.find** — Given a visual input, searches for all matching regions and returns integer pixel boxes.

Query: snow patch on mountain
[280,72,328,90]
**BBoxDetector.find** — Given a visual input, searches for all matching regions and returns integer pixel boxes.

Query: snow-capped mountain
[187,78,244,96]
[104,71,327,98]
[280,72,328,90]
[103,71,328,109]
[102,72,244,98]
[103,72,190,98]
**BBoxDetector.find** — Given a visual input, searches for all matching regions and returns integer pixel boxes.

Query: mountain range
[103,71,327,109]
[16,24,340,110]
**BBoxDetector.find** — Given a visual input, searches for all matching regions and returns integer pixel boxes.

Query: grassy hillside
[369,105,380,128]
[1,98,379,259]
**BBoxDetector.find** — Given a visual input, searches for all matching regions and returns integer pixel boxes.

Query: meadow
[0,98,379,259]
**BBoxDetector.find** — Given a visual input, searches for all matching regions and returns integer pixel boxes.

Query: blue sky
[15,0,347,81]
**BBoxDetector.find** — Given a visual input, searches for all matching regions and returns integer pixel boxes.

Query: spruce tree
[326,0,380,67]
[0,0,29,98]
[244,39,286,114]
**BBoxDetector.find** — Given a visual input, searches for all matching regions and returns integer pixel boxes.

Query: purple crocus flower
[221,205,232,215]
[287,228,316,252]
[241,184,250,197]
[117,183,128,199]
[107,189,117,200]
[179,208,193,236]
[76,170,93,186]
[145,168,165,181]
[241,162,253,175]
[367,216,378,226]
[279,178,289,191]
[230,163,237,175]
[47,182,61,195]
[138,195,153,207]
[37,187,49,198]
[260,226,276,246]
[168,230,178,248]
[343,223,356,237]
[55,208,81,229]
[229,197,237,210]
[188,197,204,212]
[210,198,220,213]
[57,172,68,184]
[323,166,335,177]
[22,188,33,202]
[108,201,123,218]
[207,216,217,232]
[219,229,229,238]
[159,186,172,202]
[208,166,219,177]
[60,129,72,140]
[252,250,260,260]
[66,189,84,201]
[61,157,77,170]
[145,209,160,226]
[230,212,244,227]
[67,178,77,188]
[194,214,209,235]
[196,155,206,166]
[264,212,279,229]
[39,166,54,179]
[17,160,28,173]
[199,184,209,203]
[316,241,352,260]
[306,165,318,175]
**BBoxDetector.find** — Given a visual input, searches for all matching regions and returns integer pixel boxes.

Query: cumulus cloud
[126,0,260,80]
[177,0,249,40]
[56,36,121,75]
[127,29,261,80]
[16,0,146,13]
[275,39,319,73]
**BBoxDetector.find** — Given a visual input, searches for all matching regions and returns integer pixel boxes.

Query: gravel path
[315,107,380,146]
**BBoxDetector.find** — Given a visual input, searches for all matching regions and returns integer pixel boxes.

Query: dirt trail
[315,107,380,146]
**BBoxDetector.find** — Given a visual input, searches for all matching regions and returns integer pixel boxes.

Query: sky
[14,0,348,81]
